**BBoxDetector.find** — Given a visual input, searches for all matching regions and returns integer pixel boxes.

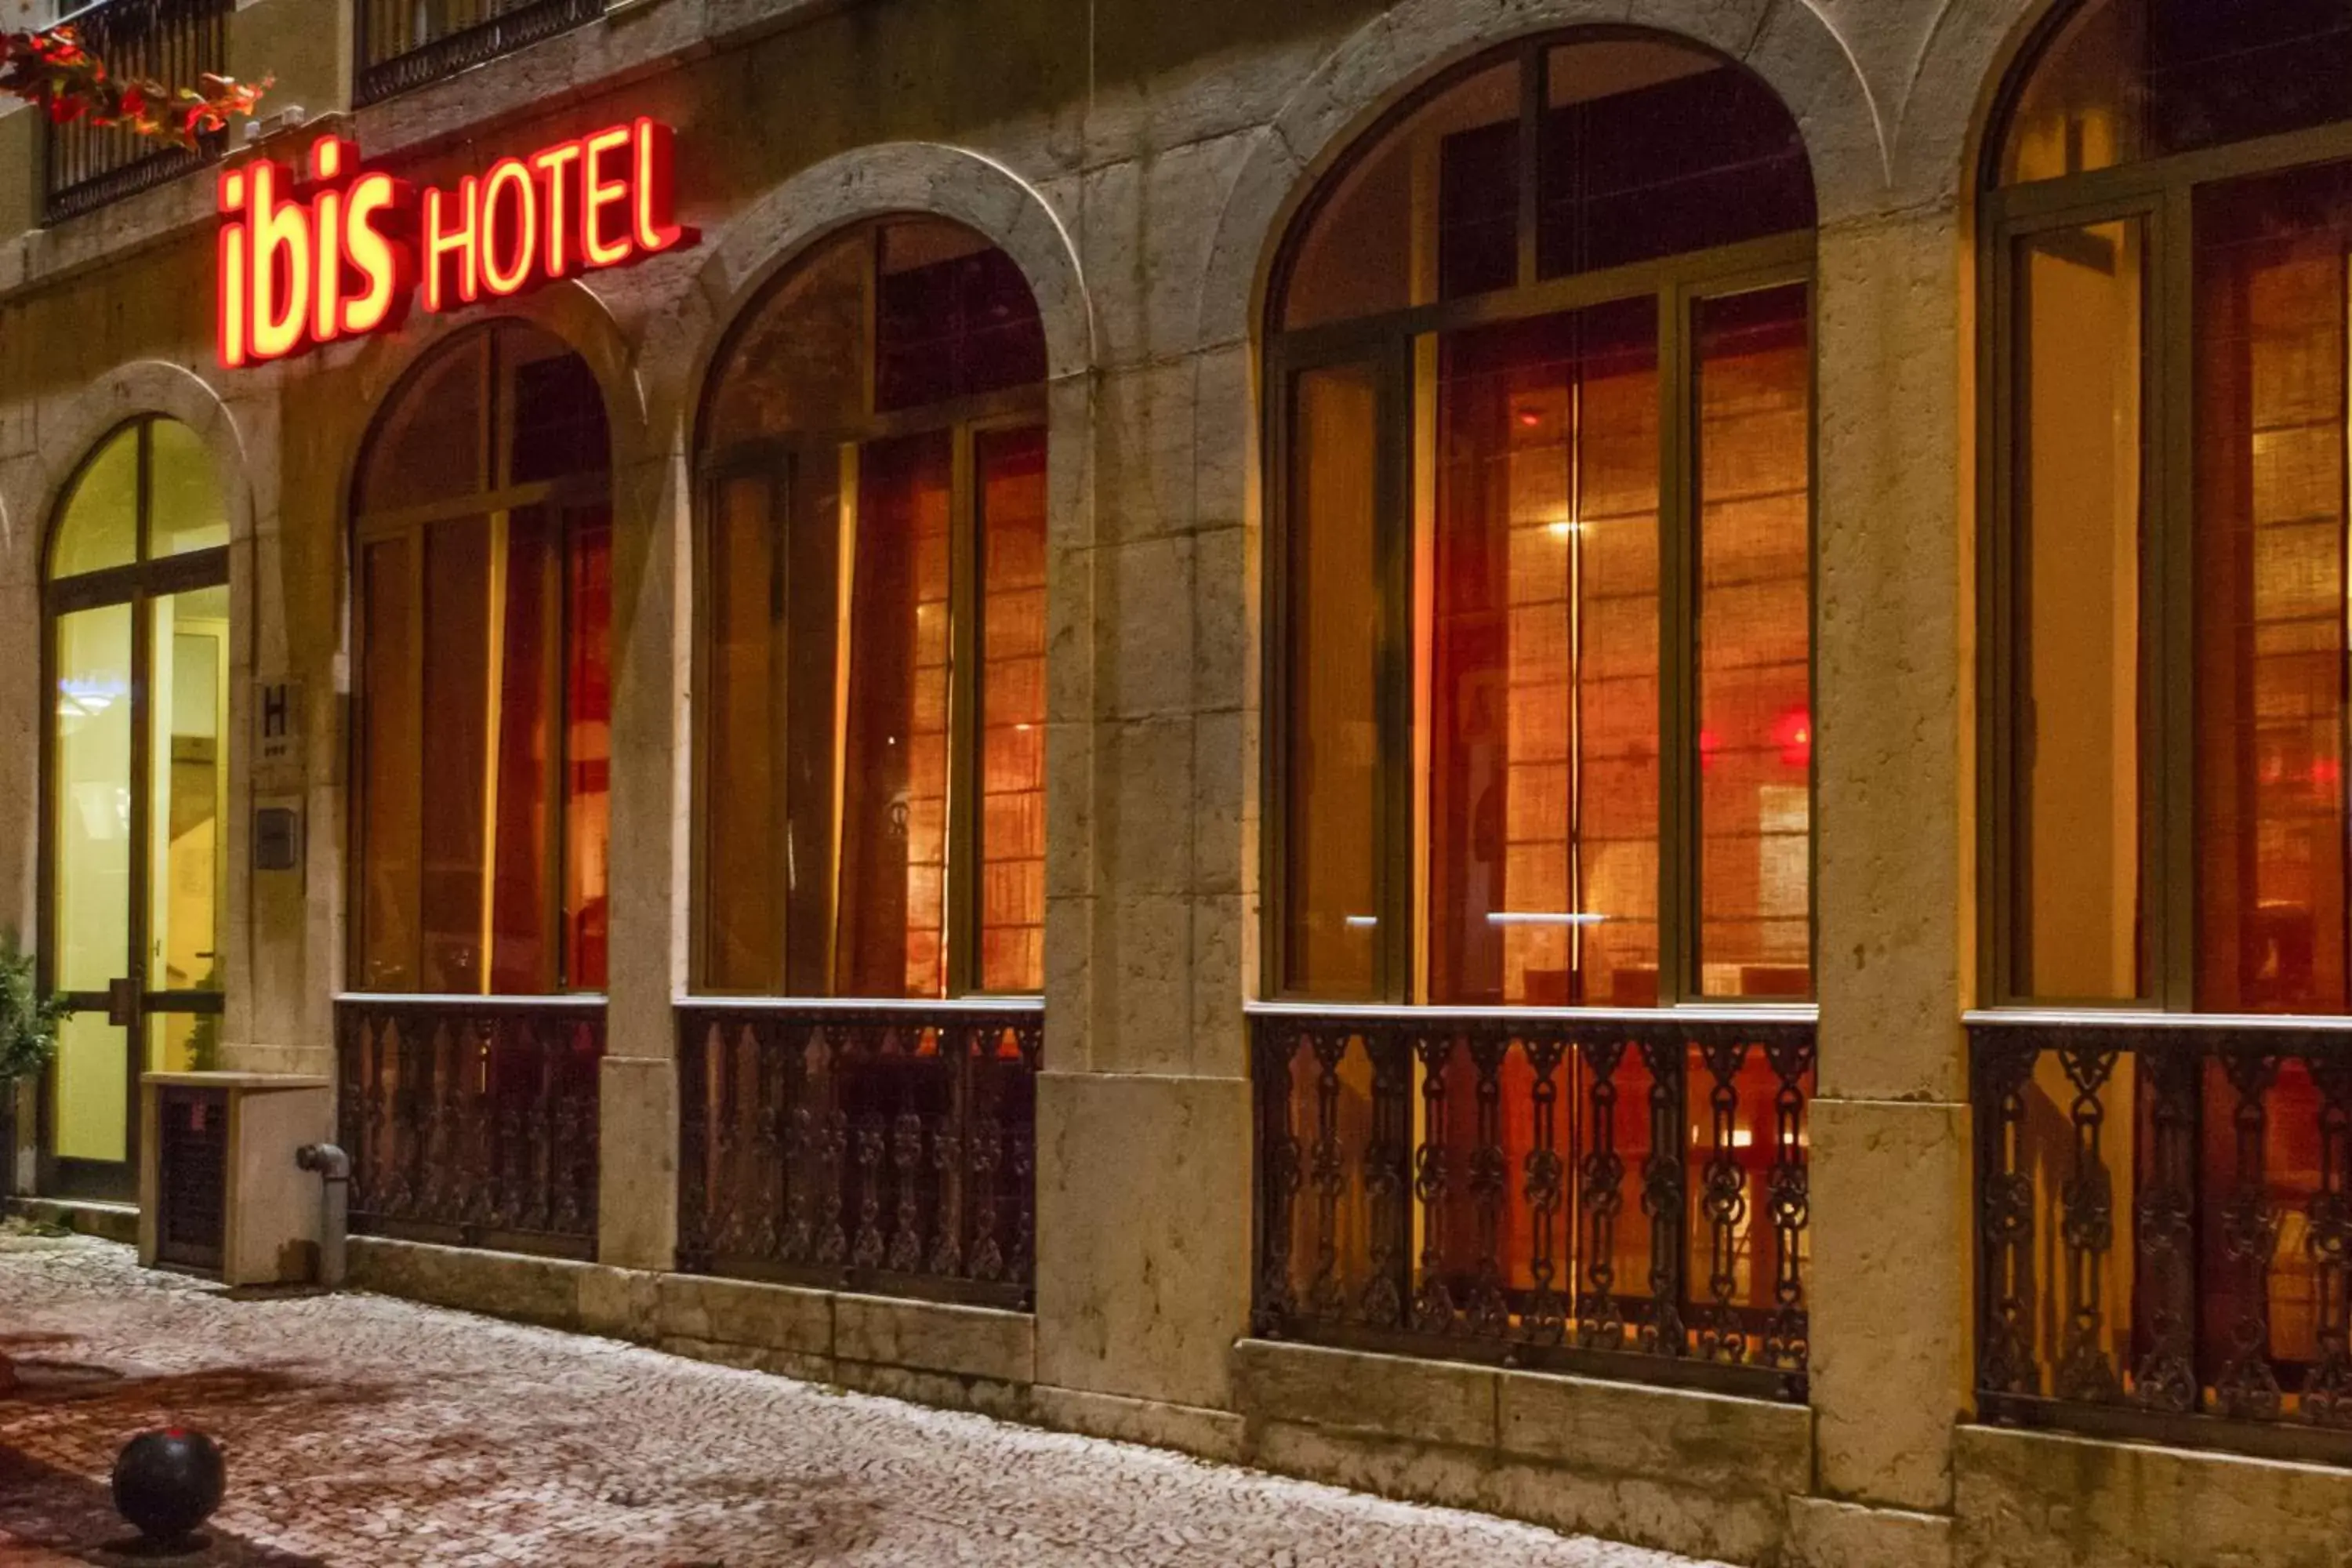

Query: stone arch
[1889,0,2063,206]
[5,358,263,1053]
[655,140,1093,459]
[336,275,653,514]
[1195,0,1887,352]
[10,360,258,571]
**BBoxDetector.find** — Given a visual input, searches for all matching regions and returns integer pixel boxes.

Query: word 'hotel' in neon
[217,118,693,368]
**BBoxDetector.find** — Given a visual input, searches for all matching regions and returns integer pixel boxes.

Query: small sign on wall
[253,805,302,873]
[252,679,303,795]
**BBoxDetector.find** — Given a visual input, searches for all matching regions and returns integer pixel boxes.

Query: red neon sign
[217,118,695,368]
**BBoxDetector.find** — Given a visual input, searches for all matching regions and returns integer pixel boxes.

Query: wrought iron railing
[354,0,604,107]
[41,0,230,223]
[1973,1013,2352,1463]
[335,996,604,1258]
[1251,1006,1815,1401]
[676,1000,1042,1310]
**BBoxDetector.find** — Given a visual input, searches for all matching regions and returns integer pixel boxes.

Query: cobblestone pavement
[0,1230,1724,1568]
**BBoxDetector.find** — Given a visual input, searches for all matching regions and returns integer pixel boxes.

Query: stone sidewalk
[0,1230,1724,1567]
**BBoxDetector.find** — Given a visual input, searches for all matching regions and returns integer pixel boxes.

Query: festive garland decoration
[1,24,267,148]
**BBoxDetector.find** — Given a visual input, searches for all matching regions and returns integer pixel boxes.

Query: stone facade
[2,2,2347,1565]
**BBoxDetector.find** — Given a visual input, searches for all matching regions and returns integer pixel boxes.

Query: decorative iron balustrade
[355,0,604,107]
[42,0,230,223]
[1252,1007,1815,1401]
[676,1001,1042,1310]
[1973,1013,2352,1464]
[335,996,604,1258]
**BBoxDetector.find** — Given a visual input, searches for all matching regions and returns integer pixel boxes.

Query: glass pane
[1694,285,1813,1000]
[148,419,229,558]
[2194,164,2352,1013]
[2013,220,2144,1001]
[359,332,487,515]
[508,331,612,485]
[50,426,139,579]
[358,537,419,991]
[876,220,1048,412]
[1427,299,1661,1007]
[1538,42,1813,280]
[488,510,558,996]
[565,508,612,992]
[783,454,847,996]
[51,1013,126,1163]
[148,585,229,993]
[1283,363,1384,997]
[835,432,953,998]
[701,471,784,992]
[1281,60,1519,329]
[978,426,1048,993]
[420,517,492,993]
[53,602,133,994]
[2000,0,2352,186]
[147,1009,219,1075]
[702,232,870,452]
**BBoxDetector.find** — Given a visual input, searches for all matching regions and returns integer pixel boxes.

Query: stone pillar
[595,435,684,1271]
[1032,134,1263,1438]
[1802,199,1974,1554]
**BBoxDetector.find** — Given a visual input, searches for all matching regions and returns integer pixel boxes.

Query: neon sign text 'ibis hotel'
[217,118,695,368]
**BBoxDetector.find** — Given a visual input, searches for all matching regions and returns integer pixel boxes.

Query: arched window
[42,417,230,1197]
[1267,34,1817,1007]
[350,322,612,996]
[1985,0,2352,1010]
[695,217,1048,997]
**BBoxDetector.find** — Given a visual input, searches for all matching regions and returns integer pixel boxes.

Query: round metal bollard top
[111,1427,227,1542]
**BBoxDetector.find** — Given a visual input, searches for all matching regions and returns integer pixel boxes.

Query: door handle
[107,978,136,1028]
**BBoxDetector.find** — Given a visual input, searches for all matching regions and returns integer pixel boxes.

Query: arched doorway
[41,416,231,1200]
[336,318,612,1258]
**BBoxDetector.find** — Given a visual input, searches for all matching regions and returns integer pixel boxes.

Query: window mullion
[1381,338,1417,1004]
[1515,42,1543,292]
[947,423,982,999]
[2155,180,2199,1011]
[769,457,796,997]
[1657,285,1695,1007]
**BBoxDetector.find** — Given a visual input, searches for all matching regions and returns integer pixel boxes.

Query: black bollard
[111,1428,226,1544]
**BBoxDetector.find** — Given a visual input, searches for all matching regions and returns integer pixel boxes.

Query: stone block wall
[2,2,2346,1565]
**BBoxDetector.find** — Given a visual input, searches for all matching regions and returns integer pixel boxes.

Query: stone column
[1031,132,1265,1446]
[596,434,685,1271]
[1800,198,1974,1561]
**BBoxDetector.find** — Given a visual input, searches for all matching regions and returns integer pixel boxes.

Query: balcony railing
[1251,1005,1816,1401]
[354,0,604,107]
[41,0,230,223]
[334,996,604,1259]
[676,1000,1043,1310]
[1972,1013,2352,1463]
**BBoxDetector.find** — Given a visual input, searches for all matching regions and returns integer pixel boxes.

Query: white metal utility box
[139,1071,332,1285]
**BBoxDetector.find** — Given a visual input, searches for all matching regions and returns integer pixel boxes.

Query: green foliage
[0,930,72,1088]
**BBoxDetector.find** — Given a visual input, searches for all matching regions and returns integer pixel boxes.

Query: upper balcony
[38,0,232,224]
[11,0,615,236]
[354,0,604,108]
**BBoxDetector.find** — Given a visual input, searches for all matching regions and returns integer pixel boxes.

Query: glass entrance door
[42,419,230,1202]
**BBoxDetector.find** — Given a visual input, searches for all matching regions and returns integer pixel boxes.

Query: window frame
[1261,38,1821,1009]
[36,416,233,1199]
[1977,33,2352,1012]
[346,321,615,998]
[690,222,1050,1001]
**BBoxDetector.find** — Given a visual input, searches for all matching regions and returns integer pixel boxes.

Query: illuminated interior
[45,418,229,1188]
[1992,0,2352,1418]
[1275,34,1817,1006]
[697,217,1049,997]
[351,322,612,996]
